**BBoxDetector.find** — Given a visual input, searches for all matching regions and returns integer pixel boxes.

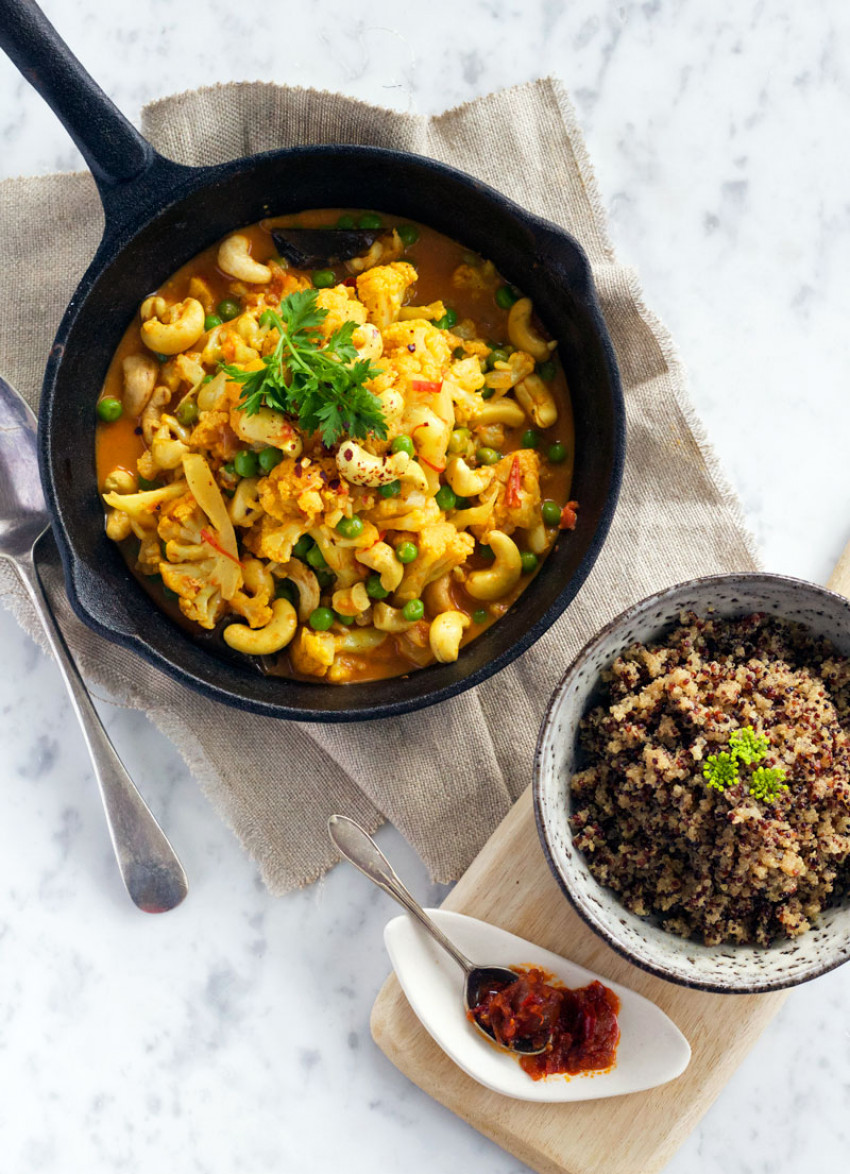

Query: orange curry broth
[95,209,576,684]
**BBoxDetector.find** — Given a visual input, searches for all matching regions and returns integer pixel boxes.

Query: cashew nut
[429,610,471,663]
[140,297,206,356]
[121,354,158,416]
[447,502,493,532]
[507,297,556,363]
[217,233,272,284]
[515,373,558,429]
[103,468,136,494]
[332,582,370,617]
[468,399,526,428]
[444,456,494,498]
[465,530,522,600]
[372,601,416,633]
[282,558,320,621]
[223,598,297,655]
[336,441,410,487]
[231,405,303,456]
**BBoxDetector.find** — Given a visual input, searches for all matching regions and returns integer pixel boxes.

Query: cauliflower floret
[483,350,535,397]
[470,450,542,540]
[160,560,227,630]
[241,457,346,565]
[394,522,475,604]
[356,262,418,330]
[370,489,443,532]
[290,627,336,678]
[188,408,241,464]
[316,285,368,335]
[451,260,498,294]
[228,557,274,630]
[379,318,453,387]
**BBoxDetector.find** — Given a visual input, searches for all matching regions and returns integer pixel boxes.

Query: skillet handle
[0,0,174,201]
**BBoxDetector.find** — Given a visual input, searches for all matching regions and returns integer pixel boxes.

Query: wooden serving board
[371,788,787,1174]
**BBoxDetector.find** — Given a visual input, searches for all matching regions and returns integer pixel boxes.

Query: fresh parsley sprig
[219,288,387,448]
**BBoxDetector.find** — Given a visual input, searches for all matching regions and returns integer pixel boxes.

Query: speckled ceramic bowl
[534,572,850,994]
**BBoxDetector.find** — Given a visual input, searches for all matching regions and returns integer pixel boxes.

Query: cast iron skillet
[0,0,626,721]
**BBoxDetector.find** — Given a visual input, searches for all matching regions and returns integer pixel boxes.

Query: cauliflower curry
[95,211,578,684]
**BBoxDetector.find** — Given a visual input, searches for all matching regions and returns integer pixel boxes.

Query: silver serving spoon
[0,375,188,912]
[328,814,551,1055]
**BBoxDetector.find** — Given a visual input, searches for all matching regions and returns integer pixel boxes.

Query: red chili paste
[469,967,620,1081]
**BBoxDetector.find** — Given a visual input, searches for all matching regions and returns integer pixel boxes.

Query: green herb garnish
[703,726,790,803]
[728,726,769,764]
[703,751,740,792]
[219,289,386,448]
[749,766,789,803]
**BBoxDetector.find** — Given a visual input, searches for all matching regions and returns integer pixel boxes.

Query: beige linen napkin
[0,79,759,892]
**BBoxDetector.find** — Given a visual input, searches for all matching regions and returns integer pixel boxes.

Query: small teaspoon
[327,814,551,1056]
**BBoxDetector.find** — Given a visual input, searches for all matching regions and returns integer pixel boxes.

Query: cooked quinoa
[570,612,850,946]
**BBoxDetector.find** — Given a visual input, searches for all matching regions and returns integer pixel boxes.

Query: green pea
[358,212,383,229]
[548,442,567,464]
[448,428,471,454]
[402,599,425,622]
[397,224,419,246]
[337,214,356,229]
[306,544,328,570]
[138,475,160,491]
[96,397,122,423]
[176,398,199,427]
[312,268,336,289]
[275,579,298,604]
[537,359,557,381]
[222,462,237,480]
[542,500,562,527]
[452,346,466,360]
[162,583,180,602]
[269,255,288,267]
[315,568,335,590]
[204,313,222,331]
[396,541,418,564]
[476,447,501,466]
[434,308,458,330]
[480,387,495,400]
[473,608,488,624]
[379,479,401,498]
[478,544,495,561]
[336,515,364,539]
[154,353,169,364]
[292,534,314,559]
[217,298,241,321]
[486,346,511,371]
[435,484,457,512]
[366,574,390,600]
[334,612,355,626]
[391,434,415,457]
[495,285,520,310]
[521,429,539,450]
[521,551,539,574]
[454,496,470,510]
[258,446,283,473]
[259,309,276,328]
[309,607,335,631]
[234,449,259,478]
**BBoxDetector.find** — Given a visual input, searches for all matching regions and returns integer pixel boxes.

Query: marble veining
[1,1,849,1171]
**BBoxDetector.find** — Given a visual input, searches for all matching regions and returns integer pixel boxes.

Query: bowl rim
[532,570,850,994]
[41,142,627,722]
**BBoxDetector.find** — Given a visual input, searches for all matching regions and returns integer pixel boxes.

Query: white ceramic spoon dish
[385,909,691,1103]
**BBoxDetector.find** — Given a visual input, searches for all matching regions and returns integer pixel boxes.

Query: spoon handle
[16,548,188,912]
[328,815,472,974]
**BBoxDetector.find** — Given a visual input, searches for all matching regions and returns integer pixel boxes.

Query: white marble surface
[1,1,849,1170]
